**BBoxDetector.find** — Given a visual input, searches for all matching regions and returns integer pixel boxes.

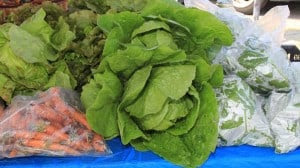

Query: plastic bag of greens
[185,0,291,94]
[264,62,300,153]
[0,87,110,158]
[265,90,300,153]
[217,76,274,147]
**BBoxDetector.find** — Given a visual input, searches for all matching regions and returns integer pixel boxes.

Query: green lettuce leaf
[106,0,147,12]
[9,25,56,64]
[50,17,75,51]
[0,43,48,89]
[82,70,122,139]
[20,9,54,44]
[44,61,77,89]
[0,74,16,103]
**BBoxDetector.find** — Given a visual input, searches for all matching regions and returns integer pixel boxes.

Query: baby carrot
[92,134,106,152]
[51,97,91,130]
[13,131,63,143]
[43,125,69,142]
[23,140,80,155]
[70,110,91,130]
[44,88,92,130]
[32,104,65,123]
[70,140,92,152]
[93,134,104,142]
[9,149,17,158]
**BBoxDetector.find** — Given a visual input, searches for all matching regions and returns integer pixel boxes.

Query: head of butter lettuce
[81,0,233,167]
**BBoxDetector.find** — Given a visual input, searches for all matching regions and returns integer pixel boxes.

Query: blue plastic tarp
[0,138,299,168]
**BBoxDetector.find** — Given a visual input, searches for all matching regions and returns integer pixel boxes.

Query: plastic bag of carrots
[0,87,111,158]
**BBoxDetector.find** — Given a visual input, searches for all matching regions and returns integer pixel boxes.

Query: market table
[0,138,299,168]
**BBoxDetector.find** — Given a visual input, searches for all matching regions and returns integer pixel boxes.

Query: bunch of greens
[0,1,110,102]
[61,9,106,90]
[0,8,76,103]
[81,0,233,167]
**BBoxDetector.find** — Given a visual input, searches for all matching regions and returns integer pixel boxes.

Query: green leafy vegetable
[0,7,78,102]
[9,24,56,64]
[82,0,233,167]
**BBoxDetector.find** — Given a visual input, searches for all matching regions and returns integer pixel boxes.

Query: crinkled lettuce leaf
[82,70,122,139]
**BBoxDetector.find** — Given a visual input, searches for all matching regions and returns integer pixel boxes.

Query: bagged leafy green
[265,90,300,153]
[220,38,290,93]
[81,0,233,167]
[217,76,274,147]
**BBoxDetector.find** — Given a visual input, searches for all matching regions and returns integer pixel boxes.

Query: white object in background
[257,6,290,44]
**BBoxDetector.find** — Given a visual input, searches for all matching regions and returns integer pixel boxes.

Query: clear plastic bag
[0,87,111,158]
[265,91,300,153]
[217,76,273,147]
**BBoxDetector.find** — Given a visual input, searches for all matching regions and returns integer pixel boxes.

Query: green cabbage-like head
[81,0,233,167]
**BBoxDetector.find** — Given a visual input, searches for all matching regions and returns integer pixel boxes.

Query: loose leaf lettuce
[0,7,77,102]
[9,25,56,64]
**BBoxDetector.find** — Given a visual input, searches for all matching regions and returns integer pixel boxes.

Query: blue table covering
[0,138,299,168]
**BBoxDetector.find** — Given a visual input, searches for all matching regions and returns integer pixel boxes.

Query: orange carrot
[23,140,80,155]
[92,134,106,152]
[46,90,88,124]
[43,125,69,142]
[50,97,91,130]
[93,134,104,142]
[72,110,91,130]
[12,131,65,143]
[50,122,64,130]
[32,104,65,123]
[92,141,106,153]
[70,140,93,152]
[43,88,91,130]
[0,112,22,132]
[9,149,17,158]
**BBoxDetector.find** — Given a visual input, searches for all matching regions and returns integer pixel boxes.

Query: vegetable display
[0,0,297,167]
[0,87,110,158]
[81,0,233,167]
